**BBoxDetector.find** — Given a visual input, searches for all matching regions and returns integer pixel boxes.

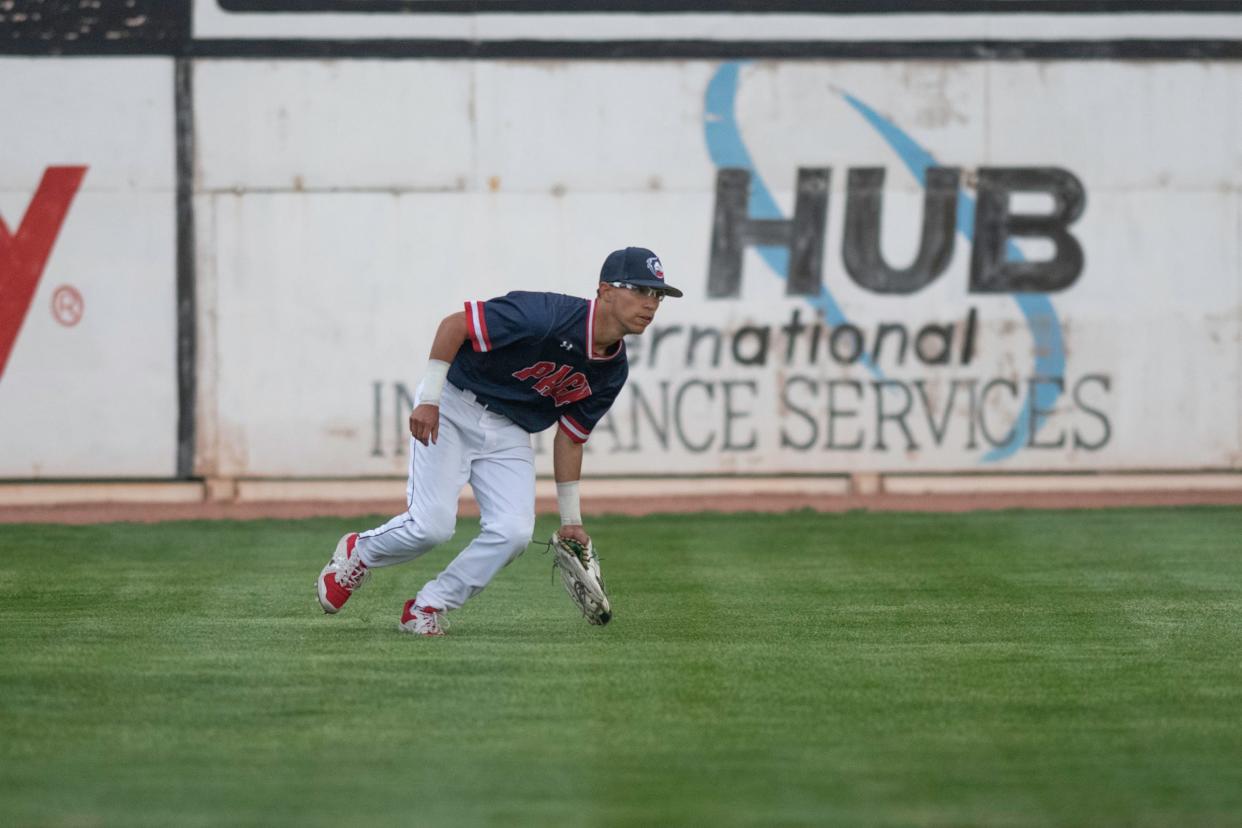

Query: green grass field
[2,507,1241,827]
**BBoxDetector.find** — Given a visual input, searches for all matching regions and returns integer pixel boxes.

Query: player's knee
[485,513,535,552]
[419,509,457,547]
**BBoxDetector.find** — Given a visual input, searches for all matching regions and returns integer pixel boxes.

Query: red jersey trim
[558,414,589,444]
[465,301,492,352]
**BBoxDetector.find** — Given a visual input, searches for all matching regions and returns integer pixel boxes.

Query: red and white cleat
[399,600,448,636]
[318,532,369,614]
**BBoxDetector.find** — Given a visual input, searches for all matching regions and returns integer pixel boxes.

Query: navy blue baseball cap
[599,247,683,298]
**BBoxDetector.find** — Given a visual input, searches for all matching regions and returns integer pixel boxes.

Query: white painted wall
[191,1,1242,42]
[0,59,177,478]
[1,56,1236,480]
[194,59,1242,477]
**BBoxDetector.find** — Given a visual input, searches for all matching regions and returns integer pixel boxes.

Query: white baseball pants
[355,382,536,611]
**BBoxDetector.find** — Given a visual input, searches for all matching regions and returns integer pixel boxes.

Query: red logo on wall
[51,285,84,327]
[0,166,88,380]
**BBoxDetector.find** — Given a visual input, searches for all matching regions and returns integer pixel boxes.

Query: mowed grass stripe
[0,508,1240,826]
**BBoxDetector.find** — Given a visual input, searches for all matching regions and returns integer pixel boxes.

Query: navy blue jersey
[447,291,629,442]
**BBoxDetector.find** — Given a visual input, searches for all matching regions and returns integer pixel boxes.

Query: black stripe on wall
[9,38,1242,60]
[8,37,1242,60]
[174,58,197,480]
[217,0,1242,14]
[186,38,1242,61]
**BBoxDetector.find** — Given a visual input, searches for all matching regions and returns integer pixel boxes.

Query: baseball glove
[550,531,612,626]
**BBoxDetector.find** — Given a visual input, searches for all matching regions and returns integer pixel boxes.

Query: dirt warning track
[2,488,1240,525]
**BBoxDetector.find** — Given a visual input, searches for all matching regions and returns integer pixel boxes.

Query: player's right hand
[409,403,440,445]
[558,523,590,547]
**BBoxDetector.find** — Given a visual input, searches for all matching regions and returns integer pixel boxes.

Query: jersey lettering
[549,372,591,406]
[513,361,556,381]
[531,365,573,395]
[512,361,593,407]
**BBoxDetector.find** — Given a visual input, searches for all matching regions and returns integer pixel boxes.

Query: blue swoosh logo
[704,61,1066,463]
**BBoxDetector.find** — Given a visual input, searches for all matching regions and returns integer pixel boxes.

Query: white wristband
[557,481,582,526]
[419,359,450,405]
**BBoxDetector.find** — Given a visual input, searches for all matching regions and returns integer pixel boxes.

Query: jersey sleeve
[557,365,628,445]
[463,291,554,353]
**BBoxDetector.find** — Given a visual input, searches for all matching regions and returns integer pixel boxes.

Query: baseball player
[317,247,682,635]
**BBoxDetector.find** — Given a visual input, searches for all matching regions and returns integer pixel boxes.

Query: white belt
[451,382,489,411]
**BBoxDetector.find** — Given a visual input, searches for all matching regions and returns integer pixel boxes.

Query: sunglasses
[606,281,666,303]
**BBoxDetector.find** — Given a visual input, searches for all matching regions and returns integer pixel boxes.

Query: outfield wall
[0,58,179,478]
[2,3,1240,483]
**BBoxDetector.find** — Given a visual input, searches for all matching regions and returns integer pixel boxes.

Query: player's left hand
[558,523,590,546]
